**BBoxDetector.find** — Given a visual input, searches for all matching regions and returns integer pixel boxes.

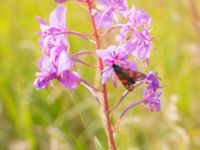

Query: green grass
[0,0,200,149]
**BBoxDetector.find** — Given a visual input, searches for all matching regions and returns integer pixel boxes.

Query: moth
[112,64,146,91]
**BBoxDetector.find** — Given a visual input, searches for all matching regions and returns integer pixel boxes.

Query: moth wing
[118,76,135,91]
[133,71,146,81]
[113,65,146,91]
[120,67,136,91]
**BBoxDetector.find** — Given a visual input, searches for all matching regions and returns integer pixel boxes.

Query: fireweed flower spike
[34,5,80,90]
[34,5,99,92]
[34,1,163,149]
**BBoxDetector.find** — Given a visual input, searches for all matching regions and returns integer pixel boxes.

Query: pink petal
[57,51,74,75]
[38,56,55,72]
[59,71,80,90]
[102,66,113,84]
[36,16,50,32]
[94,9,113,28]
[49,5,67,29]
[128,61,138,71]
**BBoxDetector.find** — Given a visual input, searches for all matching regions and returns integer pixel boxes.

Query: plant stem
[86,1,117,149]
[109,81,144,113]
[109,90,129,113]
[113,99,144,131]
[119,100,144,121]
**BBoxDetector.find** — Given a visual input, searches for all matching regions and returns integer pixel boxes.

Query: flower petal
[57,51,74,75]
[49,5,67,29]
[102,66,113,84]
[59,71,80,90]
[94,9,113,28]
[33,71,55,90]
[33,77,51,90]
[36,16,50,32]
[144,98,160,112]
[112,72,117,88]
[38,56,55,72]
[96,0,109,5]
[127,61,138,71]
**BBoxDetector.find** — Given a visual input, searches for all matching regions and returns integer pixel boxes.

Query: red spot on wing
[129,71,134,77]
[121,80,128,84]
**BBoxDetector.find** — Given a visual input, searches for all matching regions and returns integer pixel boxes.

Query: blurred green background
[0,0,200,149]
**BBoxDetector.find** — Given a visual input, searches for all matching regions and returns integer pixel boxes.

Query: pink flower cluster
[34,0,162,115]
[34,5,80,90]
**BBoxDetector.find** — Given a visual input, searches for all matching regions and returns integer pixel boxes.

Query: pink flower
[96,44,138,86]
[34,53,80,90]
[125,31,153,65]
[125,5,152,29]
[37,5,69,61]
[142,72,162,112]
[34,5,81,90]
[143,91,161,112]
[95,0,127,28]
[116,5,153,65]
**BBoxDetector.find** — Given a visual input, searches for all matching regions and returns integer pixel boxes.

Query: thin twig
[61,31,95,43]
[80,78,102,93]
[113,99,144,131]
[119,100,144,120]
[100,24,124,37]
[72,58,98,68]
[42,30,95,43]
[80,78,102,106]
[109,90,129,113]
[70,51,96,57]
[109,80,145,113]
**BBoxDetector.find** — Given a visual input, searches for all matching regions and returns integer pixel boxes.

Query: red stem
[86,1,117,150]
